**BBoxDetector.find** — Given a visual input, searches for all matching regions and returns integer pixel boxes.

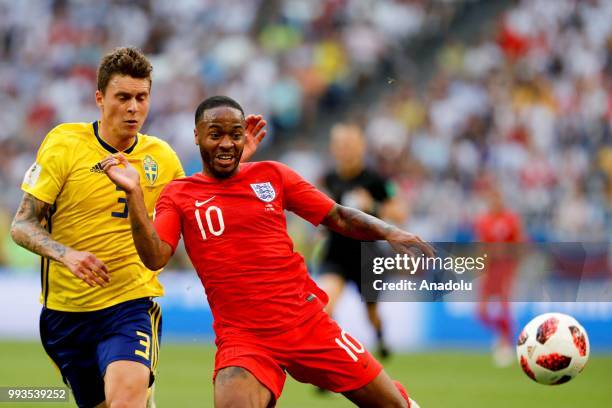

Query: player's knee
[216,388,269,408]
[370,394,407,408]
[107,399,137,408]
[216,392,256,408]
[215,367,270,408]
[105,362,149,408]
[344,371,410,408]
[344,392,407,408]
[106,385,147,408]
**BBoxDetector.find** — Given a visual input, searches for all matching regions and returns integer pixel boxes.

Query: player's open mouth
[215,154,235,166]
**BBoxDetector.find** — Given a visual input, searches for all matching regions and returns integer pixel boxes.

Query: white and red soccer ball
[516,312,589,385]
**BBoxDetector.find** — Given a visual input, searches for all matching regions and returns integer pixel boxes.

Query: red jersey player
[474,185,523,367]
[101,96,432,407]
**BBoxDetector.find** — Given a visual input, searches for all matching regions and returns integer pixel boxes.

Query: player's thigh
[104,360,150,407]
[343,370,407,408]
[215,366,272,408]
[285,312,382,393]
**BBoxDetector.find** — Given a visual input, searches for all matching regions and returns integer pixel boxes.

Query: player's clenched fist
[61,248,110,287]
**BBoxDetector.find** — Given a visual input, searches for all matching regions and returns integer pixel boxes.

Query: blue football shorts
[40,297,161,407]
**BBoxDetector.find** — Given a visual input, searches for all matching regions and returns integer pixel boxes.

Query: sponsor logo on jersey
[250,182,276,202]
[90,162,104,173]
[195,196,215,207]
[143,155,158,185]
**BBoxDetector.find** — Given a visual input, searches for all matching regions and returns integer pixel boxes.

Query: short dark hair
[97,47,153,93]
[195,96,245,125]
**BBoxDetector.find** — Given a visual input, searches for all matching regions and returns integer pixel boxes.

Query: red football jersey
[474,209,522,274]
[154,161,335,334]
[475,210,522,243]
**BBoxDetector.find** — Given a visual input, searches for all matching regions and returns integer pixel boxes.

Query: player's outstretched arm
[321,204,434,257]
[10,194,110,287]
[242,114,267,162]
[101,154,172,270]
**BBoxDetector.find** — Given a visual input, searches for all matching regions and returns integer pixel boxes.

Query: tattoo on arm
[321,204,395,241]
[10,193,68,261]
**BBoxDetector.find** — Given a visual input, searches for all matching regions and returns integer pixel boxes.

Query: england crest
[250,182,276,202]
[143,155,158,185]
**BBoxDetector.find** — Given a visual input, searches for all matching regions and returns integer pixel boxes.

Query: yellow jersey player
[10,47,266,408]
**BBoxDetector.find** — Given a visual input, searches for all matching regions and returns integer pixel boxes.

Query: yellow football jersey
[21,122,185,312]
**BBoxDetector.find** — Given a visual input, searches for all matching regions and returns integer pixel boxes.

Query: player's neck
[201,164,241,180]
[490,207,505,215]
[337,163,363,180]
[98,121,137,152]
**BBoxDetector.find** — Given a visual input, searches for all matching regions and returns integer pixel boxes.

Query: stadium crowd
[0,0,610,269]
[285,0,612,248]
[364,0,612,243]
[0,0,467,268]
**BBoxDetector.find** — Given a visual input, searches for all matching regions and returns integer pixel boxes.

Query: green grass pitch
[1,341,611,407]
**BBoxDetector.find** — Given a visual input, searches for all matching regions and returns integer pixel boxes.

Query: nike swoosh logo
[195,196,215,207]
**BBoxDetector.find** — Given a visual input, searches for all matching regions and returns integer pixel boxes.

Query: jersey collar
[196,163,249,183]
[92,121,138,154]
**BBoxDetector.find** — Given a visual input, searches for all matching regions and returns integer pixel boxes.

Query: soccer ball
[516,312,589,385]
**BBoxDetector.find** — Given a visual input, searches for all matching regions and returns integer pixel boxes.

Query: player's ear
[95,90,104,110]
[194,128,199,146]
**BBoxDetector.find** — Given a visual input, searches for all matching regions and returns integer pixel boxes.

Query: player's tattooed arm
[10,193,109,287]
[322,203,394,240]
[11,193,60,257]
[101,154,173,270]
[321,204,434,257]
